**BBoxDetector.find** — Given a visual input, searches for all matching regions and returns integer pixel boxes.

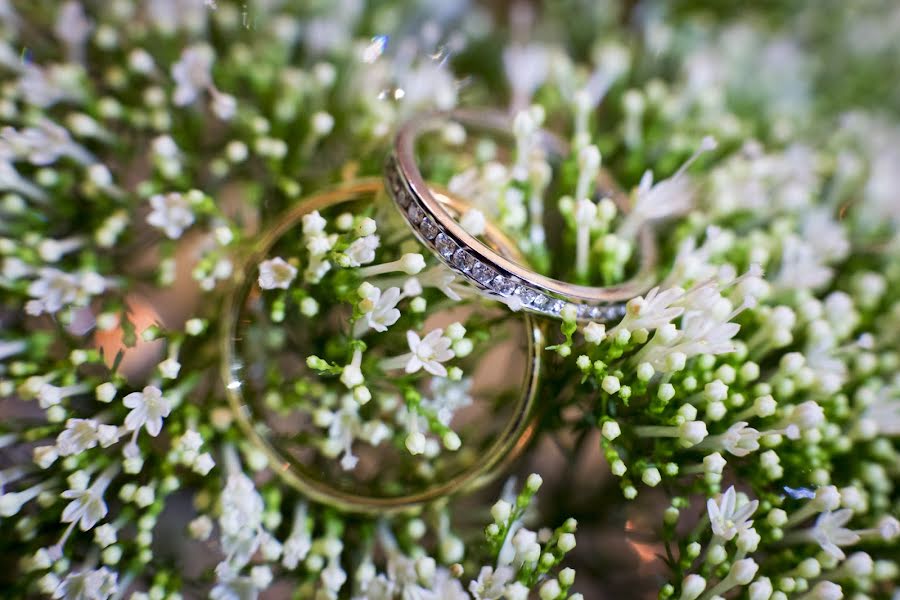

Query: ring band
[386,109,659,322]
[221,179,543,514]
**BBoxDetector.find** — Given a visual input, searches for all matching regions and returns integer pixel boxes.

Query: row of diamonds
[384,157,626,323]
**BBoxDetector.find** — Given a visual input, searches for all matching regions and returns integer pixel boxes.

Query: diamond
[530,293,548,309]
[516,286,537,305]
[406,203,424,225]
[452,249,476,272]
[472,262,496,286]
[546,298,565,314]
[492,275,516,296]
[435,233,457,259]
[577,304,596,319]
[396,189,411,208]
[419,217,439,240]
[596,305,624,321]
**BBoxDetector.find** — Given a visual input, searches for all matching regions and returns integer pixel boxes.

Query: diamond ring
[386,109,659,322]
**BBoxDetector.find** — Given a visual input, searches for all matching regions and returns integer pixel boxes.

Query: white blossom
[123,386,171,437]
[1,120,92,165]
[218,470,264,570]
[281,503,312,570]
[707,486,758,541]
[469,565,514,600]
[53,2,92,63]
[397,329,455,377]
[355,286,401,335]
[775,235,833,291]
[257,257,297,290]
[345,234,380,266]
[172,44,213,106]
[146,192,195,239]
[61,467,116,531]
[26,268,107,316]
[55,419,99,456]
[810,509,860,560]
[503,43,550,111]
[52,567,117,600]
[614,286,685,334]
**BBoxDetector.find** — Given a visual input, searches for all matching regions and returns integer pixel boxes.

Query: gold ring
[220,179,542,514]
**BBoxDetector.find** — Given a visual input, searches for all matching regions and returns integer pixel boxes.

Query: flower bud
[730,558,759,585]
[491,500,512,524]
[679,574,705,600]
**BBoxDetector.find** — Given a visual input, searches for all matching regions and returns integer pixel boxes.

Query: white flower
[146,192,195,239]
[715,421,761,457]
[643,309,741,370]
[52,567,118,600]
[302,210,327,234]
[218,471,264,569]
[17,64,77,108]
[775,235,833,291]
[0,339,26,361]
[193,453,215,475]
[356,286,401,335]
[210,90,237,120]
[55,419,99,456]
[469,566,514,600]
[26,268,107,316]
[810,509,860,560]
[802,210,850,262]
[707,486,758,540]
[189,515,214,540]
[156,357,180,379]
[615,286,685,334]
[345,234,380,266]
[53,2,92,63]
[422,377,473,426]
[123,386,171,437]
[172,44,214,106]
[417,266,462,301]
[460,208,486,236]
[61,469,115,531]
[257,257,297,290]
[281,503,312,569]
[432,569,469,600]
[503,43,550,111]
[209,575,258,600]
[146,0,207,34]
[1,119,92,165]
[398,61,458,111]
[94,524,117,548]
[781,400,825,437]
[403,329,455,377]
[618,138,715,238]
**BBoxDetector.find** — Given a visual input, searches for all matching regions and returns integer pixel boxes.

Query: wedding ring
[386,109,658,322]
[221,179,542,514]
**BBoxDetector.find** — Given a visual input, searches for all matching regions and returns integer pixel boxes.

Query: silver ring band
[386,109,659,322]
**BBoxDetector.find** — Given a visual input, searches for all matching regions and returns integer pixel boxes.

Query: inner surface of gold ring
[387,109,659,322]
[220,178,542,514]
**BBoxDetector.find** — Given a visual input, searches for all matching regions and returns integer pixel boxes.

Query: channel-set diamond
[435,233,457,259]
[452,248,476,272]
[472,262,496,286]
[492,275,516,296]
[406,203,424,225]
[419,216,439,240]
